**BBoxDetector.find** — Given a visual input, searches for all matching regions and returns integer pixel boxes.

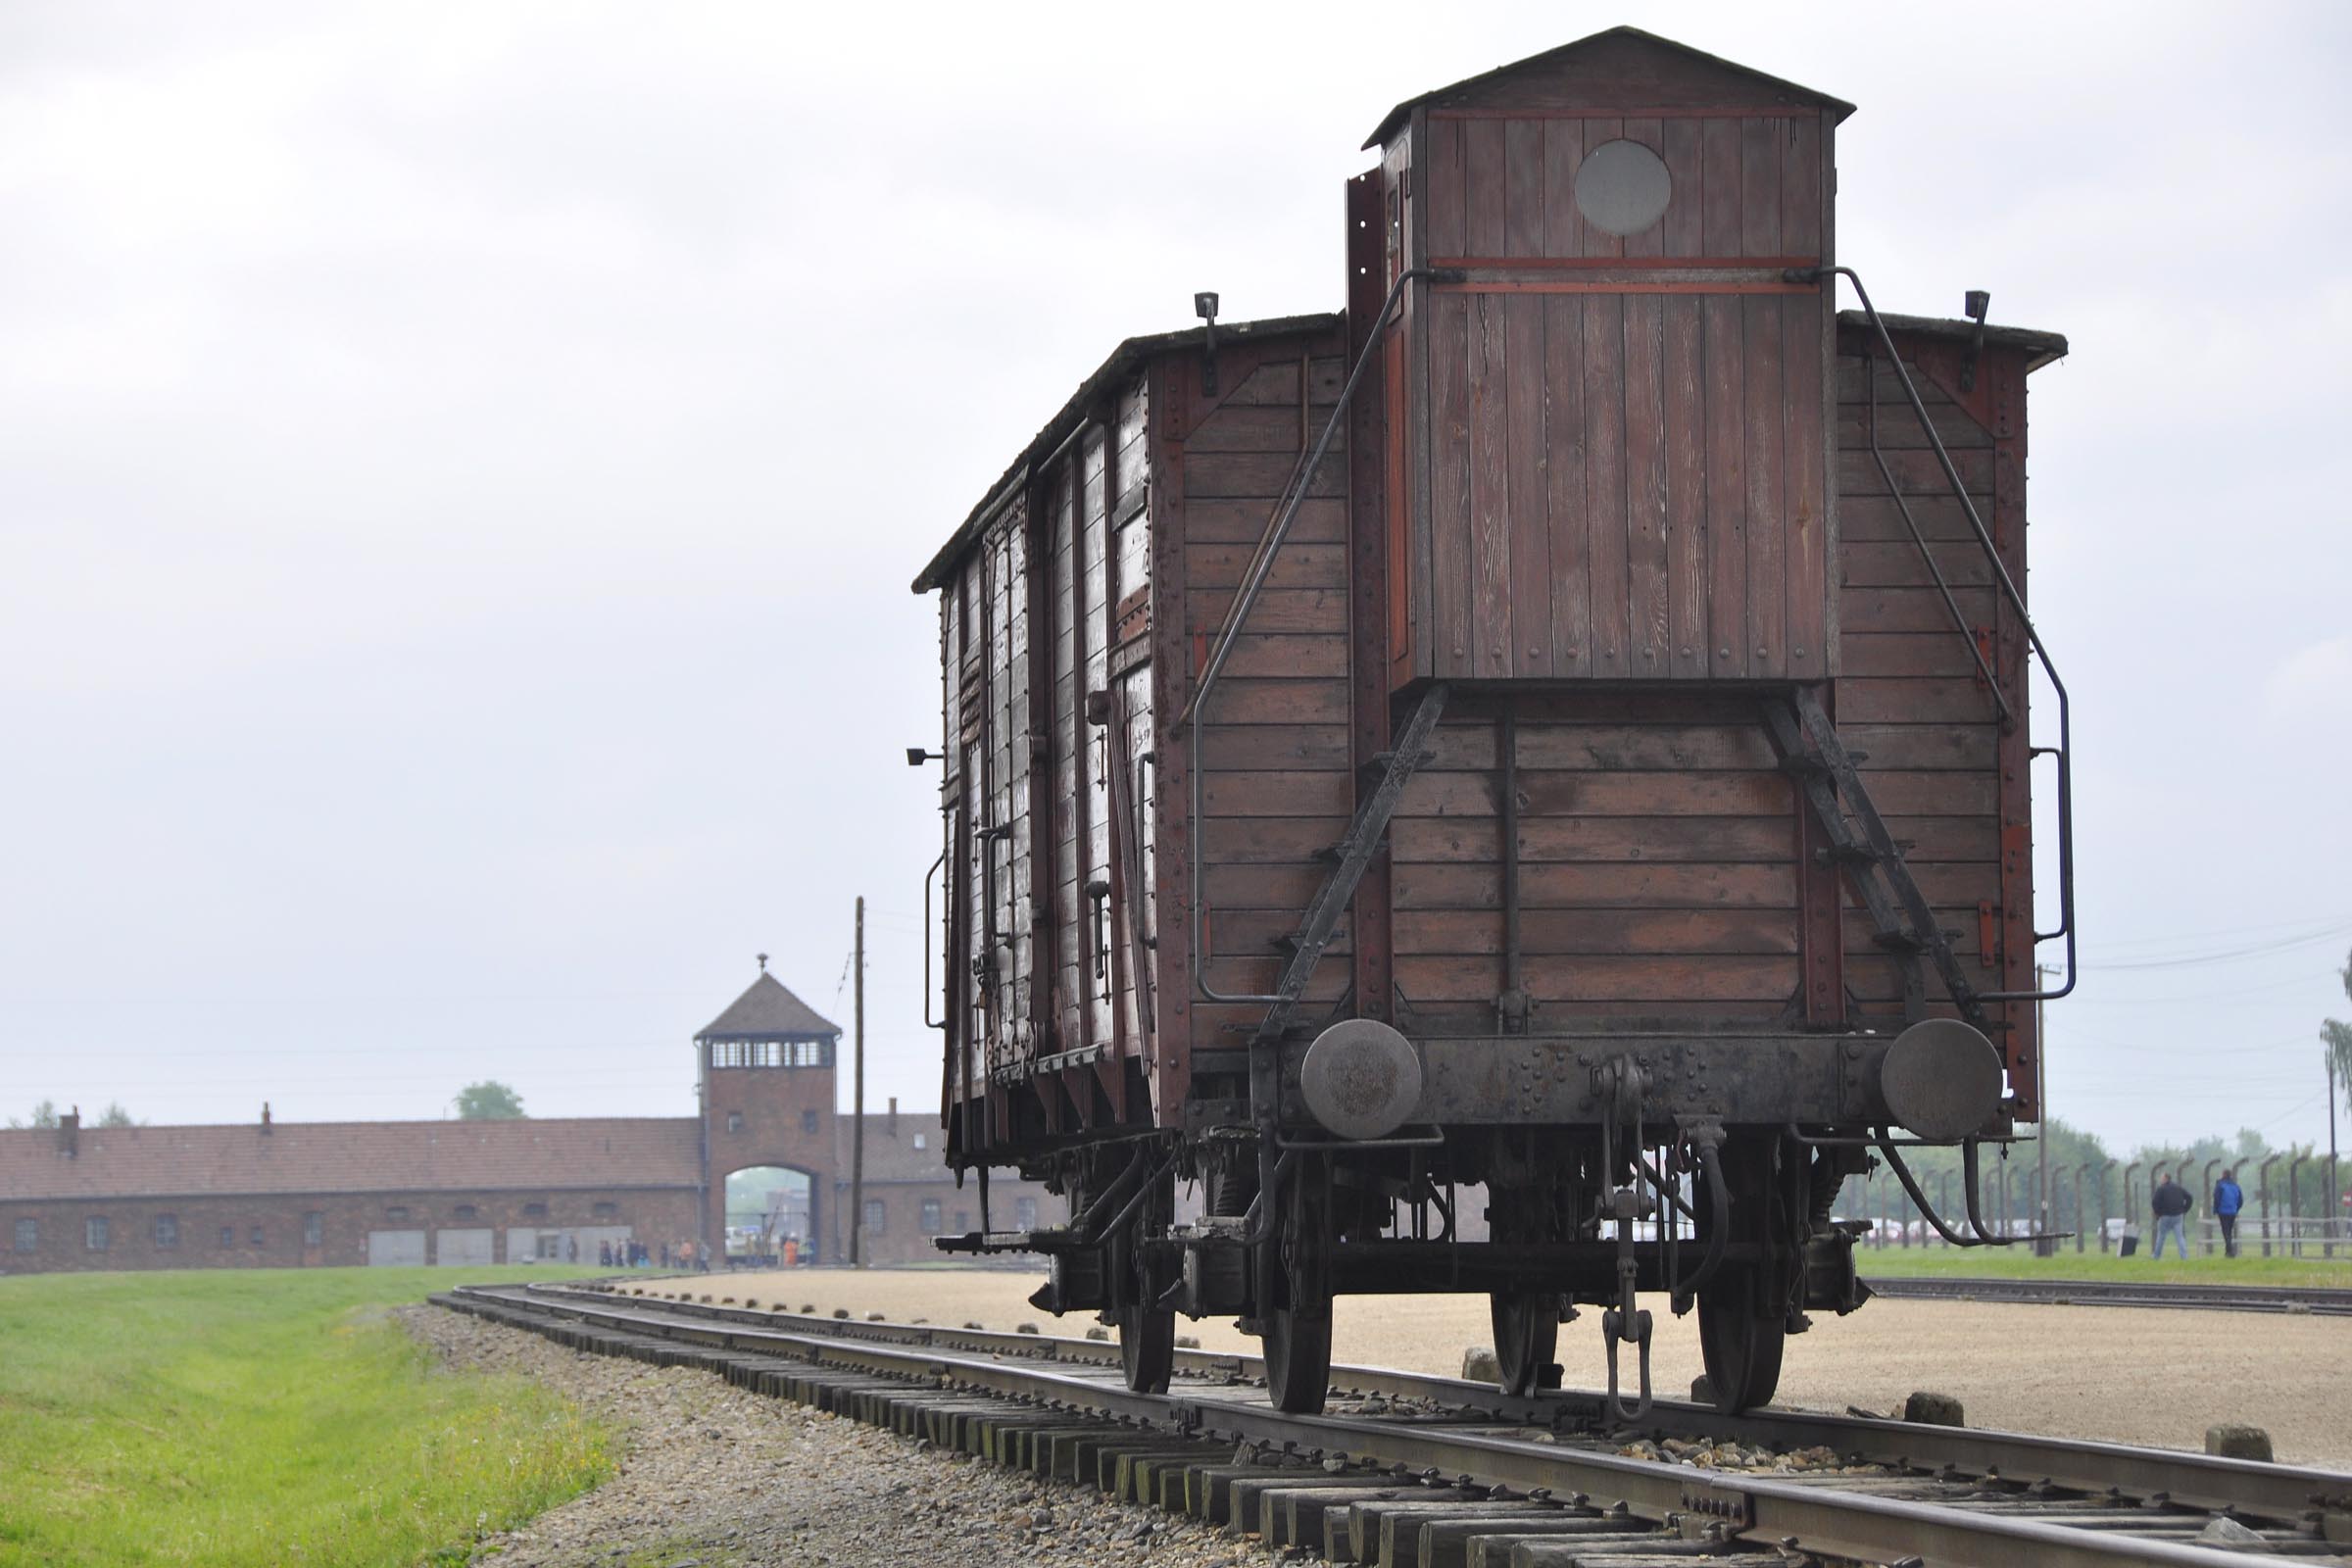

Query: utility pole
[2036,963,2052,1253]
[2330,1054,2339,1260]
[851,896,867,1269]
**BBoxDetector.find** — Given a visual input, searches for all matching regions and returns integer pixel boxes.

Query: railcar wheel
[1260,1170,1333,1414]
[1263,1305,1333,1413]
[1117,1301,1176,1395]
[1112,1164,1178,1394]
[1488,1292,1561,1396]
[1696,1273,1787,1413]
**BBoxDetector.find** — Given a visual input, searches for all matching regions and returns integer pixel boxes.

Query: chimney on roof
[888,1097,898,1137]
[261,1102,273,1135]
[58,1107,78,1158]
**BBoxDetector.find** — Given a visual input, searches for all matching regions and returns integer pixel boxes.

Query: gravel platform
[402,1304,1260,1568]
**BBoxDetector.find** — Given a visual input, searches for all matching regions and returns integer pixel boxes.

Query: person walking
[2214,1169,2245,1257]
[2150,1169,2194,1260]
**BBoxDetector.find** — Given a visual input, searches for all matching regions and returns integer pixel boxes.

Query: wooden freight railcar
[912,27,2074,1416]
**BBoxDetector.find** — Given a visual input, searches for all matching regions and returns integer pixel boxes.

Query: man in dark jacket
[2150,1170,2194,1259]
[2214,1169,2245,1257]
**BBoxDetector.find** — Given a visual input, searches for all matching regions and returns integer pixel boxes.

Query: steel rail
[455,1284,2349,1563]
[529,1282,2345,1524]
[1862,1274,2352,1317]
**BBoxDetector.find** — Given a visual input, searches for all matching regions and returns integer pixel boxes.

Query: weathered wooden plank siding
[1397,105,1833,686]
[1387,694,1802,1029]
[1832,329,2022,1035]
[1167,337,1359,1057]
[934,372,1158,1132]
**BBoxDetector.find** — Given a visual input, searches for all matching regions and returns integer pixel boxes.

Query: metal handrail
[1798,265,2077,1004]
[1185,265,1452,1004]
[921,848,949,1030]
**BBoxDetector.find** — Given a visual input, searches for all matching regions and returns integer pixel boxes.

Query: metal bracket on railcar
[1600,1181,1656,1426]
[1594,1056,1656,1423]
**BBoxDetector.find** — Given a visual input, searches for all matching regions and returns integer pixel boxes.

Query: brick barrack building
[0,962,1061,1274]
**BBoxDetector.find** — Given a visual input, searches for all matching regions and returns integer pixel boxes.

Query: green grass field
[0,1266,611,1567]
[1853,1245,2350,1288]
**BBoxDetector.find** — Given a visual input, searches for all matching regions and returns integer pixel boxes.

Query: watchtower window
[14,1217,37,1252]
[153,1214,178,1249]
[710,1038,833,1068]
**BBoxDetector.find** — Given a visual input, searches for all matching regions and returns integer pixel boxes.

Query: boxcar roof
[1844,310,2070,372]
[1361,25,1857,151]
[910,311,1344,594]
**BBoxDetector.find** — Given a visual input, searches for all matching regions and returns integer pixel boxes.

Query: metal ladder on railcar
[1764,687,1985,1029]
[1794,265,2078,1021]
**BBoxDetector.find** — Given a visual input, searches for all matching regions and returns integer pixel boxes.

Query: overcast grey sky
[3,1,2347,1161]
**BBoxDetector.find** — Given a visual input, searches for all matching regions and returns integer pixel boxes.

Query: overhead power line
[2082,917,2352,972]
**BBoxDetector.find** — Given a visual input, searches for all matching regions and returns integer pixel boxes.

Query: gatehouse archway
[719,1163,818,1267]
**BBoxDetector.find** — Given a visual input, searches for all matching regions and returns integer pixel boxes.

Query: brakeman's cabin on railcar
[911,27,2074,1417]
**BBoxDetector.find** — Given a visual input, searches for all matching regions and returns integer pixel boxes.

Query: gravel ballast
[659,1267,2352,1469]
[403,1304,1262,1568]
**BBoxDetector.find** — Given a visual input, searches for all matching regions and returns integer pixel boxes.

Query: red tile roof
[0,1117,702,1201]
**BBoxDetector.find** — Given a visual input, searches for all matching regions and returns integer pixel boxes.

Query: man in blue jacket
[2150,1170,2194,1260]
[2214,1168,2245,1257]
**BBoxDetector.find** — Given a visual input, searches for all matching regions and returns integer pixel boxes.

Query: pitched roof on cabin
[910,312,1346,595]
[1362,25,1857,150]
[696,972,840,1042]
[0,1116,703,1202]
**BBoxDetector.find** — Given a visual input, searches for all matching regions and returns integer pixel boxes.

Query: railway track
[437,1282,2352,1566]
[1861,1276,2352,1317]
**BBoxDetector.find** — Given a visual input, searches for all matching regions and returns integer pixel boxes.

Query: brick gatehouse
[0,962,1060,1274]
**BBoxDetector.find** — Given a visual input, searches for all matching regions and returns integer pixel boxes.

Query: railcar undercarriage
[942,1013,2024,1418]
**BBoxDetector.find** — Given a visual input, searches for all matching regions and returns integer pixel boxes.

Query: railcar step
[934,1228,1079,1254]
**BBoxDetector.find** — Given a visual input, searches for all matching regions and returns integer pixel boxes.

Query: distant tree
[96,1102,137,1128]
[456,1081,526,1120]
[26,1100,60,1129]
[2323,945,2352,1115]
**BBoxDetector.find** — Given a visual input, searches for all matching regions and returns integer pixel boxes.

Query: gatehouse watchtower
[696,956,841,1256]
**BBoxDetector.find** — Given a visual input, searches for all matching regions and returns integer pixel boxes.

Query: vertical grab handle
[922,849,947,1031]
